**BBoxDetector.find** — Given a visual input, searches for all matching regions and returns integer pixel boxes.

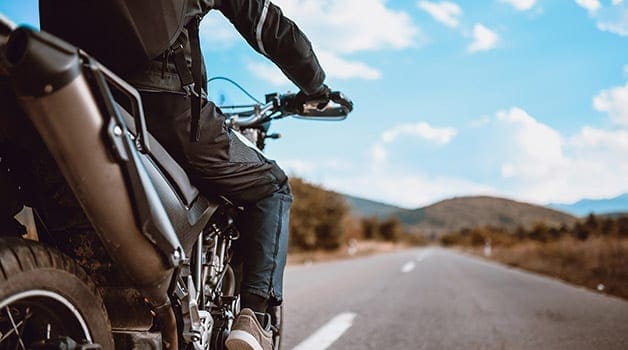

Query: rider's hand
[284,84,331,114]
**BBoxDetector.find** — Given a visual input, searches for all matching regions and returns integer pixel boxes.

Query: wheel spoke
[0,310,32,344]
[5,307,26,350]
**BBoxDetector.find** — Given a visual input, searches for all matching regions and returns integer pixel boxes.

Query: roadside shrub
[360,216,380,240]
[379,217,404,242]
[401,233,427,246]
[288,177,349,251]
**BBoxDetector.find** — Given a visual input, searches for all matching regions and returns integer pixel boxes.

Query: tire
[0,237,114,349]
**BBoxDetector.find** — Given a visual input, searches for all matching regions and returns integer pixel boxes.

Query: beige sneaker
[225,308,273,350]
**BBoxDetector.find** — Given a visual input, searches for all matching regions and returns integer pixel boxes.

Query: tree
[470,227,488,246]
[360,216,380,240]
[600,217,616,236]
[288,177,349,251]
[617,217,628,238]
[585,214,599,234]
[379,217,403,242]
[573,222,589,241]
[529,222,551,242]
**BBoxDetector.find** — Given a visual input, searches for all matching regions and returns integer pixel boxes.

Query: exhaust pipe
[0,14,16,76]
[6,28,178,348]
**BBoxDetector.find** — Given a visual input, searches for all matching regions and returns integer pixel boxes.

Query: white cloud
[593,83,628,126]
[496,108,568,180]
[469,116,491,128]
[468,24,499,53]
[418,1,463,28]
[280,159,317,175]
[247,49,382,83]
[239,0,421,84]
[316,51,382,80]
[576,0,628,36]
[501,164,516,178]
[293,104,628,207]
[571,127,628,152]
[274,0,421,54]
[246,62,291,86]
[371,122,458,163]
[325,171,496,208]
[596,8,628,36]
[207,0,421,52]
[381,122,458,145]
[200,12,241,50]
[499,0,537,11]
[575,0,601,12]
[371,143,388,163]
[279,158,355,177]
[489,107,628,203]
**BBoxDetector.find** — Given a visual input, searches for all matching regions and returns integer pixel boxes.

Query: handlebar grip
[330,91,354,114]
[279,90,354,117]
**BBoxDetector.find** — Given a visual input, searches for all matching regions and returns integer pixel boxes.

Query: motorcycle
[0,15,352,350]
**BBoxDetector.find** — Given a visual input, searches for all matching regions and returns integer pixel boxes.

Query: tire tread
[0,237,113,347]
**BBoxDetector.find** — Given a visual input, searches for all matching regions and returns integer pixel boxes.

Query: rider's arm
[212,0,326,96]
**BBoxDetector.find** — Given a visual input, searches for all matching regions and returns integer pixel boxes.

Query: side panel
[140,153,214,254]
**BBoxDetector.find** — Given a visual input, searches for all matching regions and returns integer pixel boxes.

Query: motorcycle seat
[117,105,199,207]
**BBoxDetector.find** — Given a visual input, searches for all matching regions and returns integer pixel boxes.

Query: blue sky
[2,0,628,208]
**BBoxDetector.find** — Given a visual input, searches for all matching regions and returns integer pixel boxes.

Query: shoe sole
[225,330,265,350]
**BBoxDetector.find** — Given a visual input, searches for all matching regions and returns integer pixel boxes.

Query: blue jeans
[236,183,292,305]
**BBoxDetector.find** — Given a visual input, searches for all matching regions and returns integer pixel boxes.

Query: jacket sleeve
[212,0,326,95]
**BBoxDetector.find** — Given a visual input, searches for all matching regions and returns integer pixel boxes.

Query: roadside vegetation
[287,177,425,262]
[440,214,628,300]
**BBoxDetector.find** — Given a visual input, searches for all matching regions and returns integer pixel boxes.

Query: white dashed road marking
[401,261,416,273]
[291,312,357,350]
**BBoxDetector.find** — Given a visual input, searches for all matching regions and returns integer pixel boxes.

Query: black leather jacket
[40,0,326,95]
[212,0,325,95]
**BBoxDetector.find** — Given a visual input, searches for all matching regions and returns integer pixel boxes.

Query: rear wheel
[0,237,114,349]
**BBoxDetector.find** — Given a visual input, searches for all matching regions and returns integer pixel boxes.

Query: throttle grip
[280,90,353,117]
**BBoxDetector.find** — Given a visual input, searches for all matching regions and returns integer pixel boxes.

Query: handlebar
[279,90,353,117]
[224,90,353,129]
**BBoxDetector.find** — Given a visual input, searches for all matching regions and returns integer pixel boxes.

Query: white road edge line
[291,312,357,350]
[401,261,416,273]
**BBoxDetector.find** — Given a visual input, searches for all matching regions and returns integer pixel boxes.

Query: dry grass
[287,240,408,265]
[485,236,628,300]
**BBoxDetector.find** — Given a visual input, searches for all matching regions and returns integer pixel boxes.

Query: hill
[549,193,628,217]
[342,194,405,219]
[394,196,577,238]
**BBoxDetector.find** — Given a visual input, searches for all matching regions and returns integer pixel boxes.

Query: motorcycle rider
[38,0,331,349]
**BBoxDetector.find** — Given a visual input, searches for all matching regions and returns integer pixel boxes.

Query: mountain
[549,194,628,217]
[398,196,577,238]
[342,195,406,219]
[342,195,577,238]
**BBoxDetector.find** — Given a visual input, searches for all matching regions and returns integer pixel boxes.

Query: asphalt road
[282,248,628,350]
